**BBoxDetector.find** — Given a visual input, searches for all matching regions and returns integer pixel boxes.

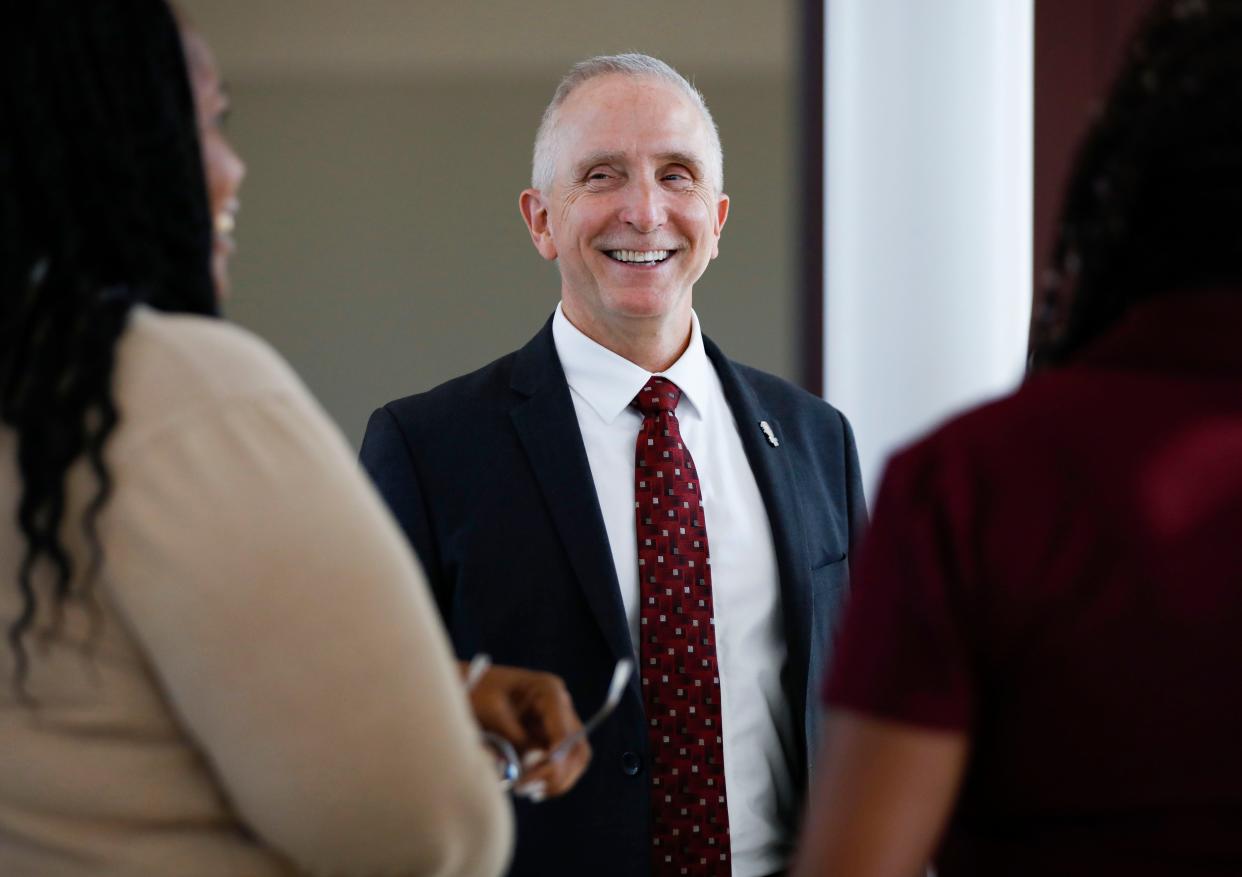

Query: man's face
[521,75,729,339]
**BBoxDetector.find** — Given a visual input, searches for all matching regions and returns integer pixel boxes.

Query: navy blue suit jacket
[360,318,865,876]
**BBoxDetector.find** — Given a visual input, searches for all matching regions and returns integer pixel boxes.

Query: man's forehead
[557,79,710,160]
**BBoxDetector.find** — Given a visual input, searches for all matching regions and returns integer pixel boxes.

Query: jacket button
[621,752,642,776]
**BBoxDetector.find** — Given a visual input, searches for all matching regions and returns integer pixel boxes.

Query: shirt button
[621,752,642,776]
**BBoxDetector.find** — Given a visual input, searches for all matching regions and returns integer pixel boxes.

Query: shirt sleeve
[102,382,513,877]
[824,438,978,732]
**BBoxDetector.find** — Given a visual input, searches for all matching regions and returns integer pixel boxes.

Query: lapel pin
[759,420,779,448]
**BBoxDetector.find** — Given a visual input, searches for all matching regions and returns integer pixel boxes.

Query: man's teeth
[608,249,670,263]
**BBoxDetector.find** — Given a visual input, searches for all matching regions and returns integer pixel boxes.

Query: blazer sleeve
[359,405,451,622]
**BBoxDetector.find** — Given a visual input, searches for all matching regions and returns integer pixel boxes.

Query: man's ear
[519,188,558,261]
[710,192,730,260]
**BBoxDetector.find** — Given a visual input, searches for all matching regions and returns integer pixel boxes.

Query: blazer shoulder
[728,359,852,433]
[377,349,521,428]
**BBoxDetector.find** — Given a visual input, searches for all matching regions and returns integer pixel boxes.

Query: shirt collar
[552,303,713,424]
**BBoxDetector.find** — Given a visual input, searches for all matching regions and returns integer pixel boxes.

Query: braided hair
[1031,0,1242,368]
[0,0,217,689]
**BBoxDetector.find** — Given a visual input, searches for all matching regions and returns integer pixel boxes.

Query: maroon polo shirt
[826,290,1242,875]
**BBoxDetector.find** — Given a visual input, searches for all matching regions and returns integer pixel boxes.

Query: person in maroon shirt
[793,1,1242,875]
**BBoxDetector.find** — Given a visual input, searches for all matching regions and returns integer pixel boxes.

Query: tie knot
[632,377,682,416]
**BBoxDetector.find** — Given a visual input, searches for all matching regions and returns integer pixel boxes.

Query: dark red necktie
[632,376,731,876]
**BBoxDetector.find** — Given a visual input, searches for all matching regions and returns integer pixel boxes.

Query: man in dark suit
[361,53,864,877]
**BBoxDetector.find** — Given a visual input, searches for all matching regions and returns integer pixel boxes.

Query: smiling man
[360,54,865,877]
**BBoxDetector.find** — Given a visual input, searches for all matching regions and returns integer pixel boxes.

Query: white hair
[530,53,724,194]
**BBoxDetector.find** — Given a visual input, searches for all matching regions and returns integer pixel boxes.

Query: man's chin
[602,290,689,322]
[561,282,694,334]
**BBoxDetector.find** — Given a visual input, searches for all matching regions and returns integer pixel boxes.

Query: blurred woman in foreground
[0,2,586,874]
[794,1,1242,874]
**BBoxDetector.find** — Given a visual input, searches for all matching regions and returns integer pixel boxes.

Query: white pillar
[824,0,1034,499]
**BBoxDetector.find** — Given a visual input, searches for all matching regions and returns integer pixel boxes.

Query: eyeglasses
[466,654,634,793]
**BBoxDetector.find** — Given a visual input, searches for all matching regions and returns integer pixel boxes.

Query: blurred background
[179,0,802,449]
[179,0,1156,495]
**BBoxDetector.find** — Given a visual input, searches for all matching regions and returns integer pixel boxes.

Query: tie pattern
[632,377,731,876]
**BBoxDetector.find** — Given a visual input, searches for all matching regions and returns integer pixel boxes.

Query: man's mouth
[605,249,673,265]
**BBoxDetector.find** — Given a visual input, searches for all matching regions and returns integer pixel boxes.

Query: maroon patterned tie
[632,376,731,876]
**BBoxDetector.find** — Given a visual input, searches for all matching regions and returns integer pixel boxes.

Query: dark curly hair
[1,0,217,691]
[1030,0,1242,368]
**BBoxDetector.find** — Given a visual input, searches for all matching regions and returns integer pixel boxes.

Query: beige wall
[184,3,800,448]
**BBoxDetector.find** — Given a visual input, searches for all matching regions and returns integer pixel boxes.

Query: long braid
[1,0,217,692]
[1031,0,1242,368]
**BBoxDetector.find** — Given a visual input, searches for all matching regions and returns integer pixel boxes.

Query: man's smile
[602,248,677,267]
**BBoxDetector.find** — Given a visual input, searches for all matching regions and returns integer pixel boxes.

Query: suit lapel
[508,320,636,668]
[704,337,815,785]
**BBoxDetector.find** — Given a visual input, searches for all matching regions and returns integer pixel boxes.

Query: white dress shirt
[552,304,797,877]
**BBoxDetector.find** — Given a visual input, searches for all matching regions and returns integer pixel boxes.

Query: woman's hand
[461,662,592,801]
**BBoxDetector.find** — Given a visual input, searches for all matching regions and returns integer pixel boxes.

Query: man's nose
[618,179,667,233]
